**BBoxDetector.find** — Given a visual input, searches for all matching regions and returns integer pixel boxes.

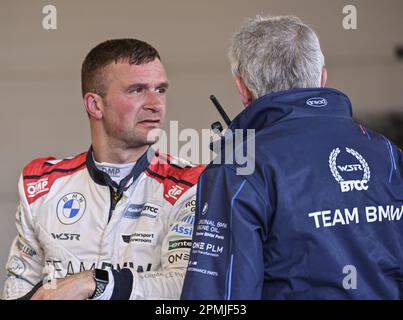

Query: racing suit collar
[86,146,152,192]
[228,87,353,132]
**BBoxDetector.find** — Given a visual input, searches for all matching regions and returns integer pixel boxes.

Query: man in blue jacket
[181,15,403,299]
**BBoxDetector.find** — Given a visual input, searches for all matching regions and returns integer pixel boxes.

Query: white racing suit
[3,147,204,299]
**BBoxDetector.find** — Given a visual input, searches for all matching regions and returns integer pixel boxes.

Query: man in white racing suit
[3,39,204,300]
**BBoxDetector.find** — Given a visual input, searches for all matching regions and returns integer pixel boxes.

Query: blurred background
[0,0,402,293]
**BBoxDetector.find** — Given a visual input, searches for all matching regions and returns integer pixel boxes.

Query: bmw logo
[56,193,86,225]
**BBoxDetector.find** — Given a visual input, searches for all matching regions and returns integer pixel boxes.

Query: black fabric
[110,269,133,300]
[86,146,151,192]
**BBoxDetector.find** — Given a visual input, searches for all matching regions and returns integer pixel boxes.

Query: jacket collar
[228,87,353,132]
[86,146,151,191]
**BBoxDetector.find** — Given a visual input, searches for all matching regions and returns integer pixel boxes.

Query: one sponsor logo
[192,241,224,254]
[17,240,37,258]
[185,200,196,213]
[181,214,195,225]
[202,202,208,215]
[306,97,328,107]
[122,232,156,245]
[166,185,184,200]
[171,224,193,236]
[8,256,25,276]
[51,233,80,241]
[123,203,160,219]
[123,204,144,219]
[26,178,49,198]
[56,193,86,225]
[168,240,192,251]
[329,147,371,192]
[338,164,363,172]
[141,203,160,218]
[168,252,189,264]
[100,166,120,178]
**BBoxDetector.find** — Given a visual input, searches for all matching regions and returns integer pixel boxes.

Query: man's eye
[156,87,167,94]
[130,87,144,94]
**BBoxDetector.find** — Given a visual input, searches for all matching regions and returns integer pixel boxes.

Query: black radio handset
[209,95,232,134]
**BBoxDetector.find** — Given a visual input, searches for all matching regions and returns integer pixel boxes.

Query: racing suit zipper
[108,187,122,223]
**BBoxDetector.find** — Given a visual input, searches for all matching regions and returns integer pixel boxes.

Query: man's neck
[92,142,149,164]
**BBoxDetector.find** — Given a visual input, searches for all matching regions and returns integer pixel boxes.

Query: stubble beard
[108,123,161,151]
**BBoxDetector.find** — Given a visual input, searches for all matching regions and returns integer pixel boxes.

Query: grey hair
[228,15,325,98]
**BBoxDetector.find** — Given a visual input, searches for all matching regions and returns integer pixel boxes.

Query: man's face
[101,59,168,149]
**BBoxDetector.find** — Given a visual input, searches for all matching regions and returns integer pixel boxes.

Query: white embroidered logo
[166,185,185,200]
[329,147,371,192]
[26,178,49,198]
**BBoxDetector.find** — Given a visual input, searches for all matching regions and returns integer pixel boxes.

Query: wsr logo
[306,97,328,107]
[329,147,371,193]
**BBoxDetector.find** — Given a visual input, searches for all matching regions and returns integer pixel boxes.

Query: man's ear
[321,67,327,87]
[235,76,253,107]
[83,93,104,120]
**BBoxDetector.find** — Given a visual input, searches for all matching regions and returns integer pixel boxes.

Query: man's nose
[143,90,163,112]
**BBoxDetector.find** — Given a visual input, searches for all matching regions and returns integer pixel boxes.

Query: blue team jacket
[181,87,403,299]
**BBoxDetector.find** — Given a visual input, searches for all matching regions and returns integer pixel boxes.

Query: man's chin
[145,136,159,147]
[145,128,162,145]
[128,136,159,148]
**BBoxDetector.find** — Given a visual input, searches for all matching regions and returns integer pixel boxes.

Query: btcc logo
[329,147,371,193]
[340,180,368,192]
[142,204,159,218]
[144,205,158,213]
